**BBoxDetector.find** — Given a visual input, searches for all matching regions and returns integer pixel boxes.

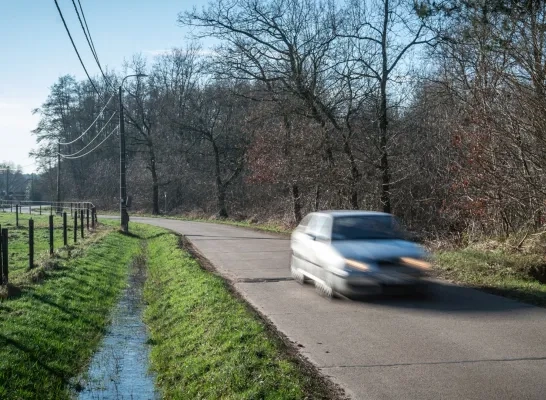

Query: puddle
[77,251,159,400]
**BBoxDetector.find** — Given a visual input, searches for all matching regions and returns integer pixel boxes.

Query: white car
[290,211,430,298]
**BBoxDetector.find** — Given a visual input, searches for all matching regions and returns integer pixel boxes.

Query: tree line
[31,0,546,237]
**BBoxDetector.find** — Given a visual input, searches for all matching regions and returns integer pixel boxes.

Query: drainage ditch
[77,245,158,400]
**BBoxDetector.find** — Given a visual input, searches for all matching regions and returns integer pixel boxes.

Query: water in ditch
[77,252,159,400]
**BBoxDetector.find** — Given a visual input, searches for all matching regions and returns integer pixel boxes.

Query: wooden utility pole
[119,86,129,233]
[5,166,9,199]
[57,141,61,212]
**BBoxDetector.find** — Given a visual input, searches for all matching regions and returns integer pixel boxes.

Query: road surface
[128,217,546,399]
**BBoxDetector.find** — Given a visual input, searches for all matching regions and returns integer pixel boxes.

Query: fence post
[15,205,19,228]
[80,209,84,238]
[0,227,3,285]
[29,219,34,269]
[1,228,8,285]
[39,204,42,215]
[86,207,90,231]
[63,212,67,246]
[49,215,54,255]
[74,211,77,243]
[91,207,96,229]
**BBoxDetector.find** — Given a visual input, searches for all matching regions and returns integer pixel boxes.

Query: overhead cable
[61,125,119,159]
[71,0,115,91]
[53,0,101,97]
[58,93,115,145]
[58,112,117,157]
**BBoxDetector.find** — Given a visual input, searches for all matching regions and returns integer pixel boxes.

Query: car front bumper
[329,270,425,297]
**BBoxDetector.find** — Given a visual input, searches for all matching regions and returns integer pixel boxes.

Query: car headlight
[345,259,371,271]
[400,257,431,270]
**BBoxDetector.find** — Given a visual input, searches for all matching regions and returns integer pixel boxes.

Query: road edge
[179,234,350,400]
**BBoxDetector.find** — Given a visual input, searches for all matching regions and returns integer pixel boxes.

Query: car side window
[305,215,318,234]
[299,214,312,229]
[306,215,331,240]
[317,217,332,240]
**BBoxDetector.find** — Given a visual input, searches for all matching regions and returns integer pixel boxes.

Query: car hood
[330,239,425,261]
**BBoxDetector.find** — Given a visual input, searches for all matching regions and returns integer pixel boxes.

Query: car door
[291,214,314,271]
[304,215,332,282]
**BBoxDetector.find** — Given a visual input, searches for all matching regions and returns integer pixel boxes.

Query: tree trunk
[343,140,360,210]
[217,183,228,218]
[212,140,228,218]
[292,183,302,223]
[150,152,160,215]
[379,0,392,214]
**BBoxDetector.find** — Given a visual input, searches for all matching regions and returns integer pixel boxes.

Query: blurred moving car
[290,211,430,298]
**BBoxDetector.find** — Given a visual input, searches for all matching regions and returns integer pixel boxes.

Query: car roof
[315,210,393,218]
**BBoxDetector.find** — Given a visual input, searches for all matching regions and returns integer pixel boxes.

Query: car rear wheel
[315,280,334,298]
[290,254,307,284]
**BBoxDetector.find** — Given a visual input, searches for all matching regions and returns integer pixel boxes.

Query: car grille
[377,260,401,268]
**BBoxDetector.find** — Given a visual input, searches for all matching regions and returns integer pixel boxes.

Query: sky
[0,0,203,173]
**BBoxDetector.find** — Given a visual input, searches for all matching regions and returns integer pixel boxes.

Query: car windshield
[331,215,404,240]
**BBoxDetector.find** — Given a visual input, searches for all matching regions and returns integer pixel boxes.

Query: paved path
[130,217,546,400]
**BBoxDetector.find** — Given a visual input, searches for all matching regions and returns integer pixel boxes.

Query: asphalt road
[129,217,546,400]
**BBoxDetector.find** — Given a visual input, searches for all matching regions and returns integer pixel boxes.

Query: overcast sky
[0,0,201,173]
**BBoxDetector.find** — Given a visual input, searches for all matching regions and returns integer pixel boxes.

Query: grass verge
[434,235,546,307]
[0,213,79,281]
[143,227,341,399]
[0,226,140,399]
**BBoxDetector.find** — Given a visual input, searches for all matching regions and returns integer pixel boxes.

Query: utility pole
[119,85,129,233]
[119,73,147,233]
[57,141,61,210]
[6,166,9,200]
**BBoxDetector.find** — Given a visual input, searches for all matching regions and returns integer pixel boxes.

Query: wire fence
[0,200,98,286]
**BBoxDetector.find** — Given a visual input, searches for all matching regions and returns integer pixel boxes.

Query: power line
[54,0,101,97]
[61,125,119,159]
[71,0,100,71]
[71,0,115,91]
[58,112,117,157]
[58,93,115,145]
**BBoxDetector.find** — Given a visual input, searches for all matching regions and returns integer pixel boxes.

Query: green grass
[0,226,142,399]
[0,212,83,281]
[143,228,334,399]
[435,246,546,307]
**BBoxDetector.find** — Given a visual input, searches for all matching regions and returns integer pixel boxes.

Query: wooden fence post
[15,205,19,228]
[29,219,34,268]
[74,211,77,243]
[49,215,54,255]
[63,212,68,246]
[86,207,90,231]
[1,228,8,285]
[80,209,84,238]
[0,227,3,285]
